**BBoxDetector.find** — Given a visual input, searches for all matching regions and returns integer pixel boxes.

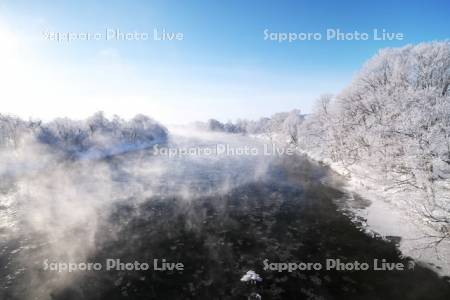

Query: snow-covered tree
[0,112,168,158]
[296,41,450,235]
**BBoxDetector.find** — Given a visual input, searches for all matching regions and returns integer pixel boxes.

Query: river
[0,130,449,299]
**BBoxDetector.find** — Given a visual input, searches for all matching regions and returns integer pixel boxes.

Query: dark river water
[0,131,449,299]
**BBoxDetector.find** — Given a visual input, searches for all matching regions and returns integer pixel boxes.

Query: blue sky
[0,0,449,124]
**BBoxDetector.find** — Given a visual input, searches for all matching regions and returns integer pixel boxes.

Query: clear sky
[0,0,449,124]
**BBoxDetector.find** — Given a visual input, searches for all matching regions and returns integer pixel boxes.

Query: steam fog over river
[1,129,449,299]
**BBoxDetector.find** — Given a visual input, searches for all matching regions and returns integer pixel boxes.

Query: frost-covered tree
[0,114,36,149]
[0,112,168,158]
[296,41,450,236]
[204,110,305,143]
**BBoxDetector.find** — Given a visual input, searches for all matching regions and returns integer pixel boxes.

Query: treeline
[198,109,305,143]
[0,112,168,157]
[211,41,450,233]
[298,41,450,231]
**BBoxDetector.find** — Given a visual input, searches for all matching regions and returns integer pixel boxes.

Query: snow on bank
[0,112,169,169]
[346,170,450,277]
[249,131,450,277]
[304,149,450,277]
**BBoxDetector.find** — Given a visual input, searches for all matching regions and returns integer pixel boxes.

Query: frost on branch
[298,41,450,239]
[0,112,168,159]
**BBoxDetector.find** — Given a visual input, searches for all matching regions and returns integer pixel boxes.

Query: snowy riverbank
[249,130,450,277]
[303,149,450,278]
